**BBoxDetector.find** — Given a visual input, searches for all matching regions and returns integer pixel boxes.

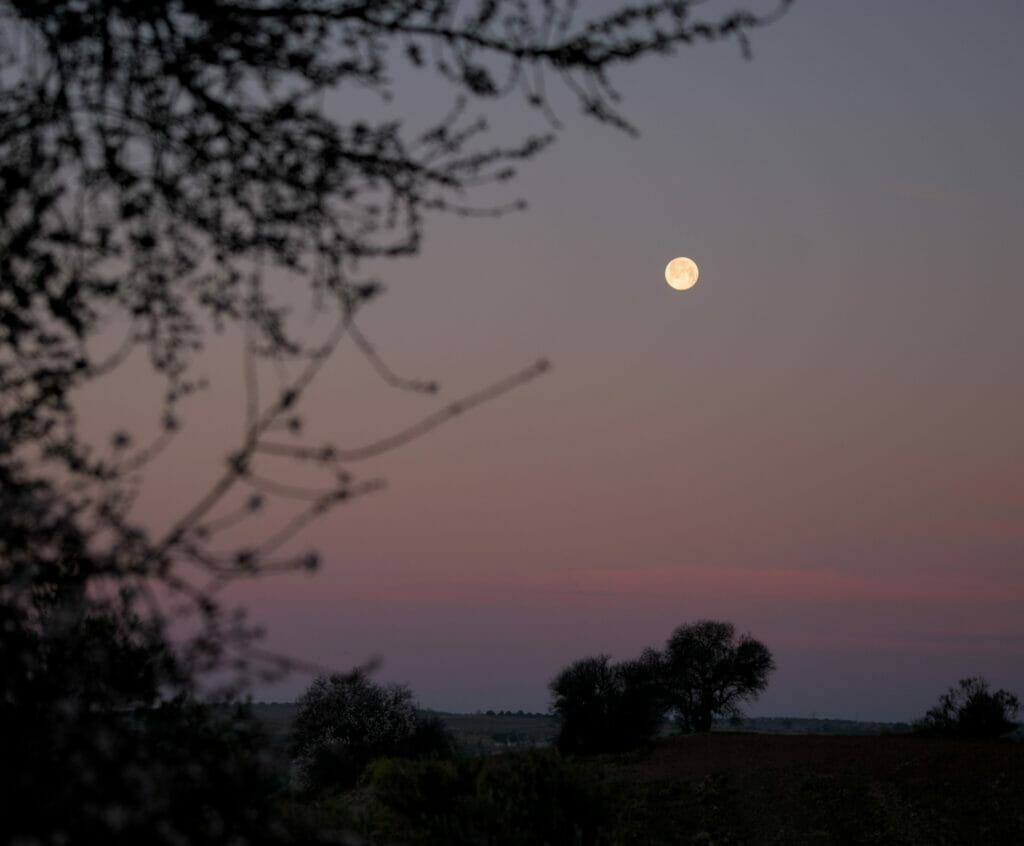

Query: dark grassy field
[432,711,559,753]
[604,733,1024,844]
[282,732,1024,845]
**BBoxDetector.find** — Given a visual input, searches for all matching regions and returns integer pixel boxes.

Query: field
[250,704,907,756]
[250,704,559,757]
[278,725,1024,844]
[602,733,1024,844]
[429,711,560,753]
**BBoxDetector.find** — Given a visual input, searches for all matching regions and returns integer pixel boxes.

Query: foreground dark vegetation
[1,2,794,841]
[264,672,1022,843]
[5,2,1020,843]
[279,732,1024,845]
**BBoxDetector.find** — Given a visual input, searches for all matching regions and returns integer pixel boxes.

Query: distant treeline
[477,709,549,718]
[247,703,914,740]
[727,717,914,736]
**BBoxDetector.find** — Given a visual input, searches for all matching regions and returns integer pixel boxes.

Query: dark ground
[273,717,1023,844]
[604,732,1024,844]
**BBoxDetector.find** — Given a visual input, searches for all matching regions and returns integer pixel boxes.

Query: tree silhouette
[612,647,669,748]
[550,621,774,752]
[290,671,456,792]
[550,654,622,755]
[662,619,775,732]
[1,1,791,841]
[915,677,1021,739]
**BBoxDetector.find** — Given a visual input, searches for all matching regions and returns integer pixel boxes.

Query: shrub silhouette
[289,672,455,792]
[915,676,1021,738]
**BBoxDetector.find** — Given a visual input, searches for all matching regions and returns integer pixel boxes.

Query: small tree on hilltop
[663,620,775,733]
[916,677,1021,739]
[290,671,454,792]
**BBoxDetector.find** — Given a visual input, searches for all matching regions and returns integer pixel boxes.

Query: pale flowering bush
[290,672,455,792]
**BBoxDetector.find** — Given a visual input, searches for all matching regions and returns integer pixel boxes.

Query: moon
[665,256,699,291]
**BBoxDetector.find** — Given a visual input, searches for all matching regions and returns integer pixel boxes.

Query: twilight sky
[84,0,1024,720]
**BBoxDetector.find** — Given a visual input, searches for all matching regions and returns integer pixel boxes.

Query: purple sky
[83,1,1024,720]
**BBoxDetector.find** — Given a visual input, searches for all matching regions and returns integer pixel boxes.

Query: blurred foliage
[1,0,789,841]
[0,600,285,845]
[0,548,292,844]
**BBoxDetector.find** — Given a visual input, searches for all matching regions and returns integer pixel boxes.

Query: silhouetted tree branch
[1,1,791,841]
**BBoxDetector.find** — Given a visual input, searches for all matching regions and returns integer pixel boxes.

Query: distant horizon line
[245,701,917,727]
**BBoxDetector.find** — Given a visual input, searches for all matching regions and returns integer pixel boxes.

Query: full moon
[665,256,699,291]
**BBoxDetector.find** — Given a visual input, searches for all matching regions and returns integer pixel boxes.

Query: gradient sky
[82,0,1024,721]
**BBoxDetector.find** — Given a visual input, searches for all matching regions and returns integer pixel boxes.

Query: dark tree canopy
[915,676,1021,739]
[290,671,456,791]
[614,647,670,745]
[550,621,774,753]
[550,655,630,755]
[663,619,775,732]
[1,0,790,841]
[0,601,285,845]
